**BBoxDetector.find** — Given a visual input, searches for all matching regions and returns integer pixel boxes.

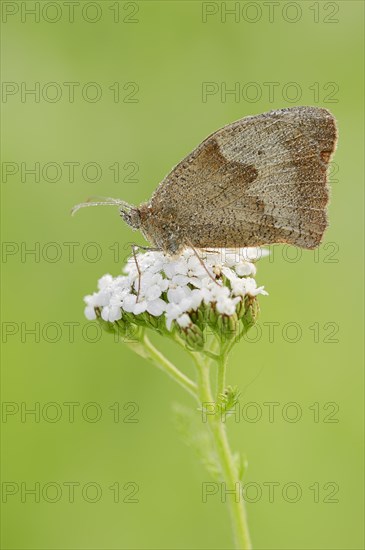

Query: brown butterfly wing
[144,107,338,254]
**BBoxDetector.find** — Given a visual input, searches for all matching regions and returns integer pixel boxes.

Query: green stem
[127,333,199,401]
[217,352,228,397]
[194,354,252,550]
[126,329,251,548]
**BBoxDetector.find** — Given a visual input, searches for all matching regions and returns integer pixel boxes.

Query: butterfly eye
[120,207,141,229]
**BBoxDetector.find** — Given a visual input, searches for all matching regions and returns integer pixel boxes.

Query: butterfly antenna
[71,197,132,216]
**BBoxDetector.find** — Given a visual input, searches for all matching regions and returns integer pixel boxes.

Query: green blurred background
[1,1,364,548]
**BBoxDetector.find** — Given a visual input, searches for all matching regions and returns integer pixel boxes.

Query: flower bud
[242,296,260,332]
[180,323,205,351]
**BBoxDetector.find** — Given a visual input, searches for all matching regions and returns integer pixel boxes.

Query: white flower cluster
[84,248,268,330]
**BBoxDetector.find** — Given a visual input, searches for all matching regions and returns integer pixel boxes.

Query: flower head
[84,247,268,347]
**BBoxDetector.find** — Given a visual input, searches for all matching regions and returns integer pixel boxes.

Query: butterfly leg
[131,245,142,302]
[185,239,221,287]
[130,243,160,302]
[132,244,160,251]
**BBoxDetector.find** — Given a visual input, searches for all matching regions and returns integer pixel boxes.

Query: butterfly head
[120,204,141,230]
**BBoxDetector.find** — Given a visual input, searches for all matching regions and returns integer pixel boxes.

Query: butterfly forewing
[145,106,337,254]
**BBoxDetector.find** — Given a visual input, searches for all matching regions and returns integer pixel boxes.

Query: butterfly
[72,106,338,256]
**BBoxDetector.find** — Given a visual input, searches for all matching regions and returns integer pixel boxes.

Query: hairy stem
[194,353,252,550]
[217,351,228,397]
[127,330,251,548]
